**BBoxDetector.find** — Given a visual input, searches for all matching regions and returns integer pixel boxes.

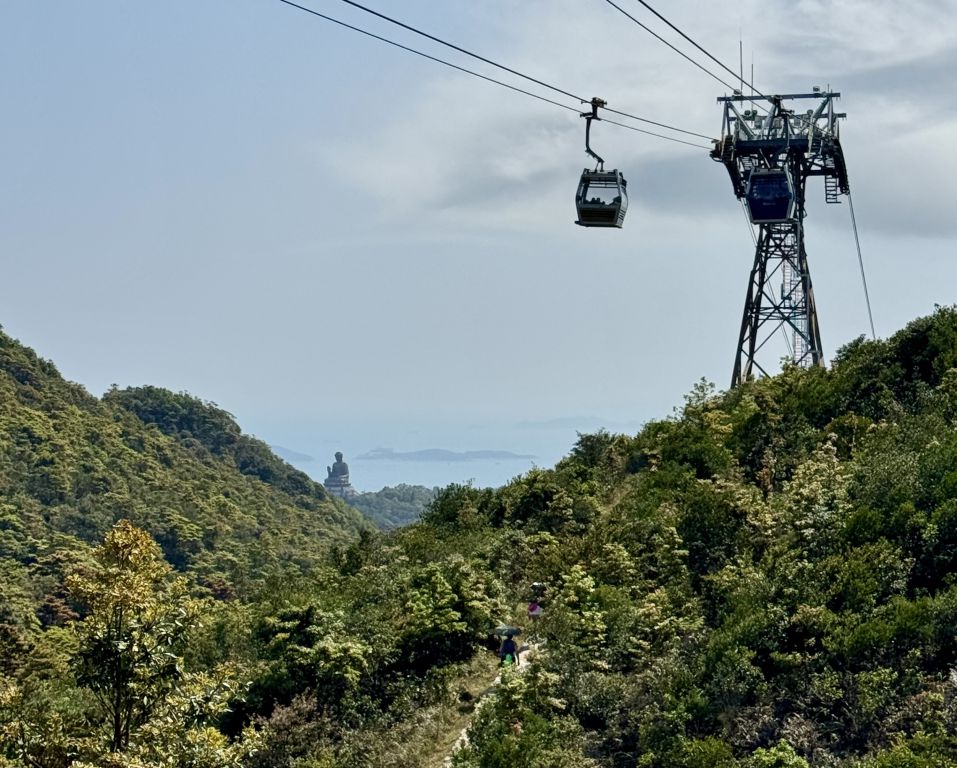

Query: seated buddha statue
[326,451,350,484]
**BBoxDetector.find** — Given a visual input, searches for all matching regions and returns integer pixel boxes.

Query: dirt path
[438,641,541,767]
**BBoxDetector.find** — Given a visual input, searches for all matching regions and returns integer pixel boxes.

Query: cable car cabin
[575,169,628,228]
[745,169,795,224]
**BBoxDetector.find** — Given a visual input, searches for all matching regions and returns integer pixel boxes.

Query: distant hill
[348,483,437,529]
[103,385,330,506]
[0,327,369,609]
[357,447,535,462]
[269,445,315,464]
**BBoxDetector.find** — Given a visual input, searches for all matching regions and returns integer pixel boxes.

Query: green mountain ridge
[0,327,369,604]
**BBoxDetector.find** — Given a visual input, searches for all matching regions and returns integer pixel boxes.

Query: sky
[2,0,955,491]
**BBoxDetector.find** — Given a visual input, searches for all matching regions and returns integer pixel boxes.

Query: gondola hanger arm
[581,97,607,171]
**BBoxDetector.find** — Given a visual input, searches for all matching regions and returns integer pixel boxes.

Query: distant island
[269,445,315,463]
[357,447,535,463]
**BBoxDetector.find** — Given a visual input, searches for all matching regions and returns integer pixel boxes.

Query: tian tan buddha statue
[323,451,356,498]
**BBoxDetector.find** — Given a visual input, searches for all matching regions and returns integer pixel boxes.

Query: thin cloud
[317,0,956,239]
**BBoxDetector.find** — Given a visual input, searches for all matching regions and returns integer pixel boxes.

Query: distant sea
[351,454,539,492]
[275,446,542,492]
[271,417,643,493]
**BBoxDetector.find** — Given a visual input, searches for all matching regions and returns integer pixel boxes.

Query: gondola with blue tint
[575,97,629,229]
[745,168,795,224]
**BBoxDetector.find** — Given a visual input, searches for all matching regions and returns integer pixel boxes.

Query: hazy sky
[2,1,955,489]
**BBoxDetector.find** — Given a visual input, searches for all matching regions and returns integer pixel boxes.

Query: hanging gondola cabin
[745,168,795,224]
[575,169,628,228]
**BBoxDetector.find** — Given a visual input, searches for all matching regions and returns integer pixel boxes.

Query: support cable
[629,0,772,102]
[274,0,712,149]
[335,0,584,102]
[848,190,877,340]
[333,0,710,139]
[602,106,713,140]
[778,315,794,358]
[602,117,710,149]
[741,200,757,246]
[276,0,579,113]
[601,0,743,95]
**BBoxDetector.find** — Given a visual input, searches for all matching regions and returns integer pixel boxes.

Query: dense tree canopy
[348,484,437,530]
[0,327,369,600]
[5,309,957,766]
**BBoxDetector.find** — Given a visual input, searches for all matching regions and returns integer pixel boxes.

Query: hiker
[499,632,520,666]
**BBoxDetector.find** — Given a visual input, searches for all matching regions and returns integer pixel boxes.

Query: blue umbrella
[493,625,522,637]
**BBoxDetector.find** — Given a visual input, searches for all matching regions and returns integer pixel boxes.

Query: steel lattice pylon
[713,90,849,387]
[734,219,823,383]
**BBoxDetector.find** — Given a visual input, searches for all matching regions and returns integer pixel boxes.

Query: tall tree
[66,520,190,753]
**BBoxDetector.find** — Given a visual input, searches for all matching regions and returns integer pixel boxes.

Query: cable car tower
[712,89,849,387]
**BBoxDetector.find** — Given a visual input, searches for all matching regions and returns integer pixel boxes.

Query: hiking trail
[439,640,541,767]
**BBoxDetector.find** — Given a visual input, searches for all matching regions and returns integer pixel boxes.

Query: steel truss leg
[731,219,823,387]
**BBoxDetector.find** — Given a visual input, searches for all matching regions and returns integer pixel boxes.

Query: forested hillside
[350,484,437,529]
[0,327,369,611]
[4,310,957,767]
